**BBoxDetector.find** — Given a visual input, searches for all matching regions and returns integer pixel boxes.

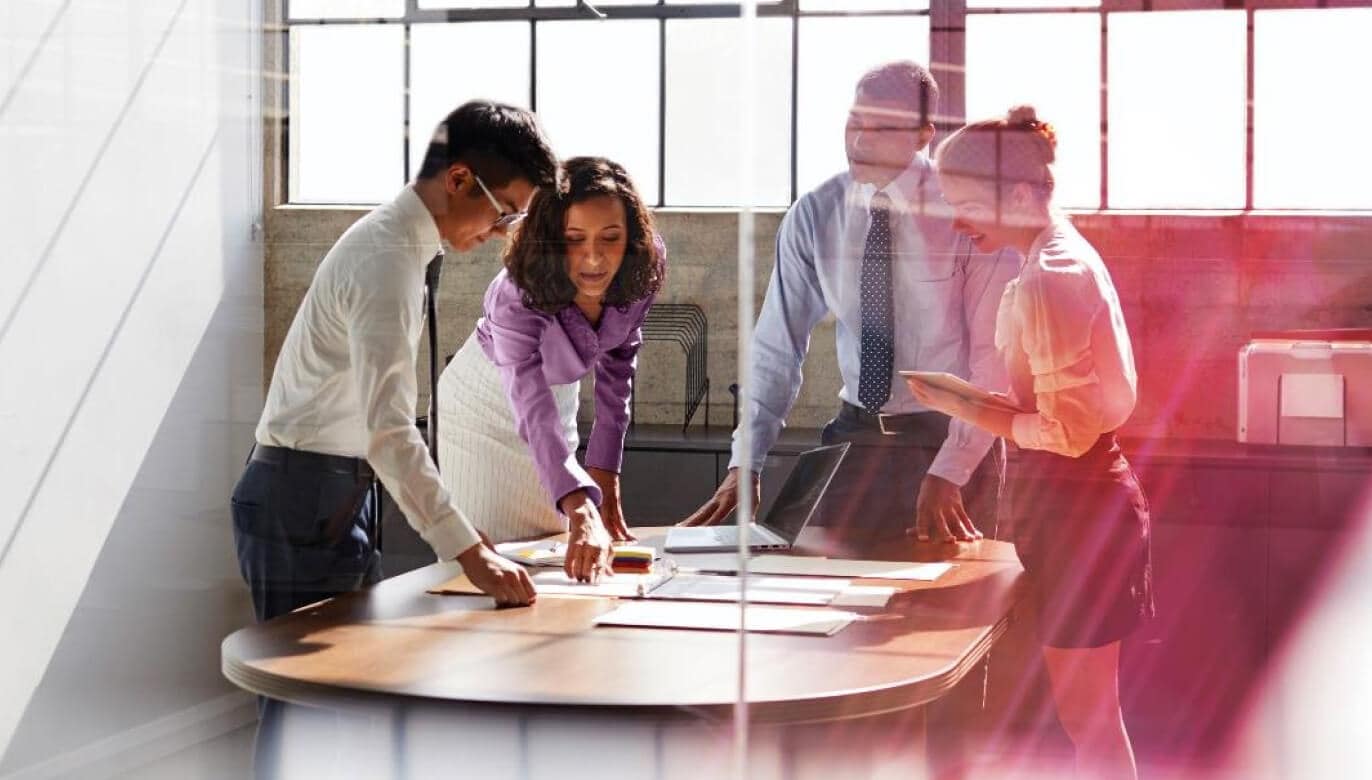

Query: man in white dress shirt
[231,100,557,777]
[682,61,1019,544]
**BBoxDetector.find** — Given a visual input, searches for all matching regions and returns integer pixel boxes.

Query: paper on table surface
[594,600,858,636]
[647,573,851,606]
[427,569,669,599]
[495,538,566,567]
[831,585,897,609]
[672,553,953,582]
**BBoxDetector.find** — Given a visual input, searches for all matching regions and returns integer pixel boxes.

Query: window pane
[665,19,792,207]
[420,1,528,8]
[289,0,403,19]
[796,16,930,195]
[800,1,928,10]
[967,1,1097,8]
[536,20,660,201]
[965,13,1099,209]
[290,25,404,203]
[1108,11,1245,209]
[409,22,531,179]
[1255,8,1372,210]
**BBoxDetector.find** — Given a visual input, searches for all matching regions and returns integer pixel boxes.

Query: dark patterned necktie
[858,192,894,413]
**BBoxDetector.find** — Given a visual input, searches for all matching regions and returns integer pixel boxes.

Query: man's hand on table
[908,473,981,544]
[456,542,537,607]
[678,467,761,527]
[560,490,613,583]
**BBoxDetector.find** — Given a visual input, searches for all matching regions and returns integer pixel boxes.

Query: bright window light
[408,22,531,180]
[289,0,404,19]
[536,20,661,201]
[966,13,1100,209]
[1108,11,1246,210]
[664,18,792,208]
[796,16,931,196]
[1254,8,1372,210]
[289,25,404,203]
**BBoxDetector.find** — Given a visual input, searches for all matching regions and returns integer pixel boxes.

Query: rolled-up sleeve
[1009,268,1109,458]
[344,255,480,561]
[484,282,601,509]
[928,243,1019,486]
[730,198,829,474]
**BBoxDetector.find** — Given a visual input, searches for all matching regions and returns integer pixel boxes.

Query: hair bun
[1006,104,1057,156]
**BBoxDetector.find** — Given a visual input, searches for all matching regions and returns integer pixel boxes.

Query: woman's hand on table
[588,467,637,543]
[560,490,613,582]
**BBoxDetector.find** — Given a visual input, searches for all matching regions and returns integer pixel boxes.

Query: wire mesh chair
[633,303,709,431]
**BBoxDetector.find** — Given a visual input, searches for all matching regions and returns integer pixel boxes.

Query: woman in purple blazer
[437,157,665,582]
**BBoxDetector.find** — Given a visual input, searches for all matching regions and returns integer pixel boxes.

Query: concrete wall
[0,0,262,773]
[263,207,1372,442]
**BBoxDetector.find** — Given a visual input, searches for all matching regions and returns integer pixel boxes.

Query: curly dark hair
[504,156,664,314]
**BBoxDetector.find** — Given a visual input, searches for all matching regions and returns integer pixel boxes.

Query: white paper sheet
[496,538,566,568]
[646,573,851,606]
[528,570,670,598]
[594,601,859,636]
[831,585,898,608]
[670,553,953,582]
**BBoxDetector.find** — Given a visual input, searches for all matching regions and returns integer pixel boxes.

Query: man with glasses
[231,100,556,775]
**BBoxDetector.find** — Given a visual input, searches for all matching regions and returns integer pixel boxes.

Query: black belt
[838,401,951,441]
[249,444,377,546]
[249,444,374,479]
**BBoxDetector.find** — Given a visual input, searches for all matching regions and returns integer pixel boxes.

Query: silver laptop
[664,443,849,553]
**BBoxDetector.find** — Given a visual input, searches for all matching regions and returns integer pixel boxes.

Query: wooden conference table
[222,528,1025,778]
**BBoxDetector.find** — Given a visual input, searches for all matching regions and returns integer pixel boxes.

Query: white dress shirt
[255,186,480,561]
[731,155,1020,486]
[999,218,1139,457]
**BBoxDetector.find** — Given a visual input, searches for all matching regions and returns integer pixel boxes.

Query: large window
[282,1,1372,211]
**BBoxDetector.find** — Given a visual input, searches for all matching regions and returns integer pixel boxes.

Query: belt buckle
[877,413,901,436]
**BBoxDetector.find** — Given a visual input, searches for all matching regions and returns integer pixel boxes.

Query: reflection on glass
[536,20,661,202]
[409,22,531,179]
[665,18,792,207]
[289,0,404,19]
[1255,9,1372,209]
[966,13,1099,209]
[290,25,404,203]
[1108,11,1245,209]
[796,16,931,195]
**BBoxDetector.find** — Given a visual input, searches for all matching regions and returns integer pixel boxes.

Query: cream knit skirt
[437,333,580,543]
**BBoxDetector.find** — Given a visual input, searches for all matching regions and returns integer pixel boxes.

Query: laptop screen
[758,443,849,544]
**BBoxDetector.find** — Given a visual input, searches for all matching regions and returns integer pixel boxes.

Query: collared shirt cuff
[420,511,483,562]
[926,454,975,488]
[550,464,603,511]
[1011,413,1043,450]
[584,428,626,474]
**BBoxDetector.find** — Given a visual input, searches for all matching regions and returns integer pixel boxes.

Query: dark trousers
[230,448,382,778]
[814,403,1005,542]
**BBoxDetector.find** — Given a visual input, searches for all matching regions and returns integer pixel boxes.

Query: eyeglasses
[473,172,526,229]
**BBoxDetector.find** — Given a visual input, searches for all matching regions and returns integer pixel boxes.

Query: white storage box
[1238,331,1372,446]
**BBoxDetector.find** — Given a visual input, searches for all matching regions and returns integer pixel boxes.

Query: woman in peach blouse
[906,106,1153,779]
